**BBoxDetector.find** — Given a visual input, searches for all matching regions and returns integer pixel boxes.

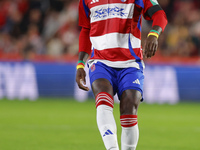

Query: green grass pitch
[0,98,200,150]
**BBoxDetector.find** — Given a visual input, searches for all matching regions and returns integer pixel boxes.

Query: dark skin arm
[143,25,162,58]
[76,52,90,91]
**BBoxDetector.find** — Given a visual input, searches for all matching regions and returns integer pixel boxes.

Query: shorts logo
[133,79,140,85]
[91,64,96,72]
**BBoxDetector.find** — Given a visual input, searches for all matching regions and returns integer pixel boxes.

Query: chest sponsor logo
[93,6,128,20]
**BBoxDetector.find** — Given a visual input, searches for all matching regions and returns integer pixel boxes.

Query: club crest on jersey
[91,64,96,72]
[121,0,126,2]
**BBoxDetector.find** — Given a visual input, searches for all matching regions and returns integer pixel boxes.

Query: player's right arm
[76,27,91,91]
[76,0,91,91]
[76,52,89,91]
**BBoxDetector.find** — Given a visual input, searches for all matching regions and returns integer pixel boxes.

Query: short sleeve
[143,0,162,20]
[79,0,90,29]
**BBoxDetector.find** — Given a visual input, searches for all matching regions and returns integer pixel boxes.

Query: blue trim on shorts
[91,48,94,58]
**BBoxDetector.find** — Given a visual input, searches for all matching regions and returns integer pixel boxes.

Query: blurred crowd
[0,0,199,62]
[159,0,200,57]
[0,0,79,61]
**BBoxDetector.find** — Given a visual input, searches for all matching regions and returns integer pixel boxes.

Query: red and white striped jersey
[79,0,166,69]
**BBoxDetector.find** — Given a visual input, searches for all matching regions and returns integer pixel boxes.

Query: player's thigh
[89,62,115,97]
[117,67,144,100]
[120,89,142,115]
[118,67,144,115]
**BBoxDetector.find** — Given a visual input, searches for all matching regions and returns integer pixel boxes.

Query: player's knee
[92,79,113,97]
[120,97,139,115]
[120,90,141,115]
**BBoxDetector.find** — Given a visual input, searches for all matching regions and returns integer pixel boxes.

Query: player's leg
[92,78,119,150]
[120,89,141,150]
[117,67,144,150]
[89,62,119,150]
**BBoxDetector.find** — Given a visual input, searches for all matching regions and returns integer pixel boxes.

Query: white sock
[120,115,139,150]
[96,92,119,150]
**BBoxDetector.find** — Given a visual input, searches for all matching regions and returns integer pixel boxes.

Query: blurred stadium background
[0,0,200,150]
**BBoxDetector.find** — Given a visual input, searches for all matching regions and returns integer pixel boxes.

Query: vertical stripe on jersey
[128,33,143,70]
[137,15,142,31]
[128,33,140,61]
[83,0,90,18]
[135,0,144,8]
[91,48,94,58]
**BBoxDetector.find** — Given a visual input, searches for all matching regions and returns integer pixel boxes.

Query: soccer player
[76,0,167,149]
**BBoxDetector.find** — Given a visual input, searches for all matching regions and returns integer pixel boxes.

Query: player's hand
[76,68,89,91]
[143,35,158,58]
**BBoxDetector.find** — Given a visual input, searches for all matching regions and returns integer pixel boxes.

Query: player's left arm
[143,0,168,58]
